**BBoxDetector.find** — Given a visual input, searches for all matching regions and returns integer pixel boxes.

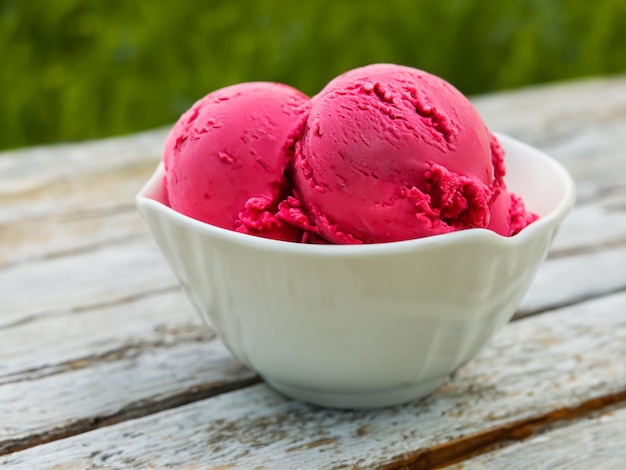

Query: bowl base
[265,376,446,409]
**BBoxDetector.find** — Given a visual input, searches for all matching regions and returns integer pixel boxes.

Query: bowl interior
[495,133,574,220]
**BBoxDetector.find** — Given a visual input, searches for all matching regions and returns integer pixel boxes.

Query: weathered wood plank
[558,149,625,205]
[0,238,176,329]
[1,289,624,469]
[517,244,626,316]
[0,289,201,382]
[0,340,257,455]
[0,154,158,237]
[0,131,162,266]
[472,74,626,157]
[446,405,626,469]
[0,128,166,188]
[1,209,146,266]
[0,163,157,267]
[0,160,154,222]
[551,190,626,255]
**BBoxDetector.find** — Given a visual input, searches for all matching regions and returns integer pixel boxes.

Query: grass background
[1,0,625,151]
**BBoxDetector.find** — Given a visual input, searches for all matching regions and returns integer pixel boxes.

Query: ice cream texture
[163,64,537,244]
[163,82,309,241]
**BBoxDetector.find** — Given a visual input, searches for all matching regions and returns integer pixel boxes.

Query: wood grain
[0,239,176,329]
[517,244,626,316]
[472,74,626,156]
[0,130,164,267]
[0,128,166,208]
[551,188,626,256]
[0,290,199,382]
[445,405,626,469]
[1,208,145,266]
[0,340,257,455]
[1,289,624,469]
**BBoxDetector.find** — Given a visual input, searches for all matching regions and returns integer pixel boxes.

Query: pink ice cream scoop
[286,64,535,243]
[163,65,536,244]
[163,82,309,241]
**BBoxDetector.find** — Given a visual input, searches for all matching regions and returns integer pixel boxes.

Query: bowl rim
[136,132,576,257]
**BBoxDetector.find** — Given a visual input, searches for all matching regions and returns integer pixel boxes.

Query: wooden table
[1,76,626,469]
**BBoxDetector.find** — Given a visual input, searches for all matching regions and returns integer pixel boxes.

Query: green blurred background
[1,0,626,151]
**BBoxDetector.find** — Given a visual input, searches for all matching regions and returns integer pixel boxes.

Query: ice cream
[163,64,537,244]
[284,64,535,243]
[485,134,538,236]
[163,82,309,241]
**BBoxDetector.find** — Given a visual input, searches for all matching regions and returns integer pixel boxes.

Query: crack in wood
[0,202,138,228]
[0,233,145,270]
[0,376,262,456]
[0,326,211,385]
[378,388,626,470]
[39,233,141,262]
[0,284,179,330]
[0,204,147,271]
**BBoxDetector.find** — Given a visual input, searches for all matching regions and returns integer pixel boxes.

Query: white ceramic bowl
[136,133,575,408]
